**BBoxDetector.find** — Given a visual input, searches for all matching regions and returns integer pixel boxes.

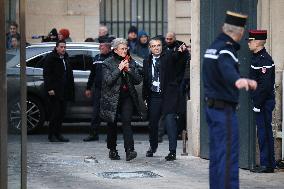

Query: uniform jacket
[86,52,112,90]
[99,54,142,122]
[249,48,275,108]
[142,50,185,115]
[43,49,75,101]
[203,33,241,103]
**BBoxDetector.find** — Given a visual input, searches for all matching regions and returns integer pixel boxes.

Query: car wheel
[9,96,45,133]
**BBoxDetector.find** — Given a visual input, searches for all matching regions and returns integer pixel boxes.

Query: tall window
[100,0,168,38]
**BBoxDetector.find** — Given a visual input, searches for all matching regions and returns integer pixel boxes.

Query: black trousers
[148,92,163,150]
[90,89,101,131]
[107,95,134,151]
[47,96,66,136]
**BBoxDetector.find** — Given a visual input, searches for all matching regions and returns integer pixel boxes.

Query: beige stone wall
[258,0,284,160]
[168,0,191,44]
[187,0,199,156]
[26,0,100,43]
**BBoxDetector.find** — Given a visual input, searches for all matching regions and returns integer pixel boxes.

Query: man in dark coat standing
[142,37,187,161]
[43,40,75,142]
[163,32,191,140]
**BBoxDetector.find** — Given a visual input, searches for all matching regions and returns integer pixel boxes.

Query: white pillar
[187,0,200,157]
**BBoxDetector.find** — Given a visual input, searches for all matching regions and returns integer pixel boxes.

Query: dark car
[7,42,147,133]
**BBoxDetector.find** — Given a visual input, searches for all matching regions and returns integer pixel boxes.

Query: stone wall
[168,0,191,44]
[258,0,284,160]
[26,0,100,43]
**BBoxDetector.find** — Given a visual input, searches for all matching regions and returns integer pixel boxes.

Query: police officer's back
[202,11,257,189]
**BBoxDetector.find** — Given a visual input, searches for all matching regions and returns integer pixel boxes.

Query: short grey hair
[112,38,128,49]
[149,38,162,47]
[222,23,244,36]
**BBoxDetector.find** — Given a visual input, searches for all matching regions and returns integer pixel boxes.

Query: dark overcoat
[100,56,142,122]
[43,49,75,101]
[142,50,185,115]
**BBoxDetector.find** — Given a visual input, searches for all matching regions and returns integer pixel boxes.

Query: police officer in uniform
[248,30,276,173]
[83,42,112,141]
[203,11,257,189]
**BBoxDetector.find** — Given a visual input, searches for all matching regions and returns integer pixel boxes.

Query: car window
[27,55,46,68]
[88,50,100,59]
[68,50,85,71]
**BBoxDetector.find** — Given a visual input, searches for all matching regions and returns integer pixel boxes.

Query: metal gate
[200,0,258,169]
[100,0,168,38]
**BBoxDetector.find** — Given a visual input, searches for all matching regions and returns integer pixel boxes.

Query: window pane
[68,50,85,71]
[100,0,167,38]
[26,55,45,68]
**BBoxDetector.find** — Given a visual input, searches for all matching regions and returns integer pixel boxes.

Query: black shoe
[251,166,274,173]
[165,152,176,161]
[55,134,70,142]
[109,150,121,160]
[83,134,99,142]
[146,147,156,157]
[126,150,137,161]
[48,135,59,142]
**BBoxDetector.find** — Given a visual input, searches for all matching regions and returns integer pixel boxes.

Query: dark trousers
[148,92,163,150]
[48,96,66,136]
[206,107,239,189]
[90,89,101,131]
[164,113,178,153]
[255,99,275,168]
[107,95,134,151]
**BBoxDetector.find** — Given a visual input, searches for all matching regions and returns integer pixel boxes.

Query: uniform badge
[261,67,266,74]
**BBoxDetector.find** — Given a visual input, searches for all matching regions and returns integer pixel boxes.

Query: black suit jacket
[142,50,184,114]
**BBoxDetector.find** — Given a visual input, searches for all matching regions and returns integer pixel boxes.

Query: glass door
[0,0,27,188]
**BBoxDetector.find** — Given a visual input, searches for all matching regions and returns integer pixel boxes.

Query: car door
[66,49,93,118]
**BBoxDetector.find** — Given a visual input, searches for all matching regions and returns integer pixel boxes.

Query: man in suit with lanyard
[143,37,187,161]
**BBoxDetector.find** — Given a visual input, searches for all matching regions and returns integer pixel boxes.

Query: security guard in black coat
[203,11,257,189]
[83,43,112,141]
[248,30,276,173]
[43,40,75,142]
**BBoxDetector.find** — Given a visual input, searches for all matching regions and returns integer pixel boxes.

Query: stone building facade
[24,0,283,159]
[189,0,284,160]
[25,0,191,44]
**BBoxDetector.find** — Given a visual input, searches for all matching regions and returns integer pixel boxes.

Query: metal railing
[100,0,168,38]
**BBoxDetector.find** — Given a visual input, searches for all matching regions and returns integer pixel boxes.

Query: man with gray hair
[100,38,142,161]
[94,25,115,43]
[142,37,187,161]
[203,11,257,189]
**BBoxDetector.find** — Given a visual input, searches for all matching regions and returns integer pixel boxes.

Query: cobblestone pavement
[9,134,284,189]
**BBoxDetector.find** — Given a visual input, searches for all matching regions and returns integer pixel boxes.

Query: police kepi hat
[225,11,248,27]
[248,30,267,40]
